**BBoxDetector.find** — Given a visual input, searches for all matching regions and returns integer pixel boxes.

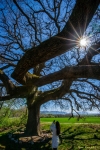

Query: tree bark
[25,103,40,136]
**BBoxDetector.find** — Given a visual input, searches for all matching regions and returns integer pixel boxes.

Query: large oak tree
[0,0,100,135]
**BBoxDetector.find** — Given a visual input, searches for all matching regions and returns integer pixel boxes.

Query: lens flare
[80,38,87,47]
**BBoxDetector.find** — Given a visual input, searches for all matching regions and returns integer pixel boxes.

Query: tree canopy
[0,0,100,120]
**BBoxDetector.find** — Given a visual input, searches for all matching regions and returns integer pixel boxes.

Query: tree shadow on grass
[1,130,100,150]
[0,133,52,150]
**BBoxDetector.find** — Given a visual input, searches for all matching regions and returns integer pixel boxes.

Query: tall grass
[0,117,20,128]
[0,115,27,128]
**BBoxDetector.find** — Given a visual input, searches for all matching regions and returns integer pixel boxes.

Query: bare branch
[78,42,100,65]
[13,0,35,31]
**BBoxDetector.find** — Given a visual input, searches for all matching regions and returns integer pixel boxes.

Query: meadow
[0,117,100,150]
[41,116,100,124]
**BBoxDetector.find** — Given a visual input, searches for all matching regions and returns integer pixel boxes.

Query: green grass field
[41,116,100,124]
[0,117,100,150]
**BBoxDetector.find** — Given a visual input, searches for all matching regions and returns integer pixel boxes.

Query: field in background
[41,116,100,124]
[0,116,100,129]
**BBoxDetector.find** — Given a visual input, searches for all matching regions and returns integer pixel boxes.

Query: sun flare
[80,38,87,47]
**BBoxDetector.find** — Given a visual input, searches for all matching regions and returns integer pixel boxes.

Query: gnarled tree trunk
[25,102,40,136]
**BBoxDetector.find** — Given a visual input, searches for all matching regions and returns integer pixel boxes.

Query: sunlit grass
[0,117,100,150]
[40,116,100,124]
[0,122,100,150]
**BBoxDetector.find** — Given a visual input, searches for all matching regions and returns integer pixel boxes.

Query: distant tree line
[40,113,100,118]
[40,113,73,118]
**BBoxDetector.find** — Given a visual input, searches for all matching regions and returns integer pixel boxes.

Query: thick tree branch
[20,65,100,87]
[0,95,14,101]
[0,70,15,94]
[35,79,73,105]
[0,70,35,100]
[10,41,100,85]
[0,85,34,101]
[12,0,100,83]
